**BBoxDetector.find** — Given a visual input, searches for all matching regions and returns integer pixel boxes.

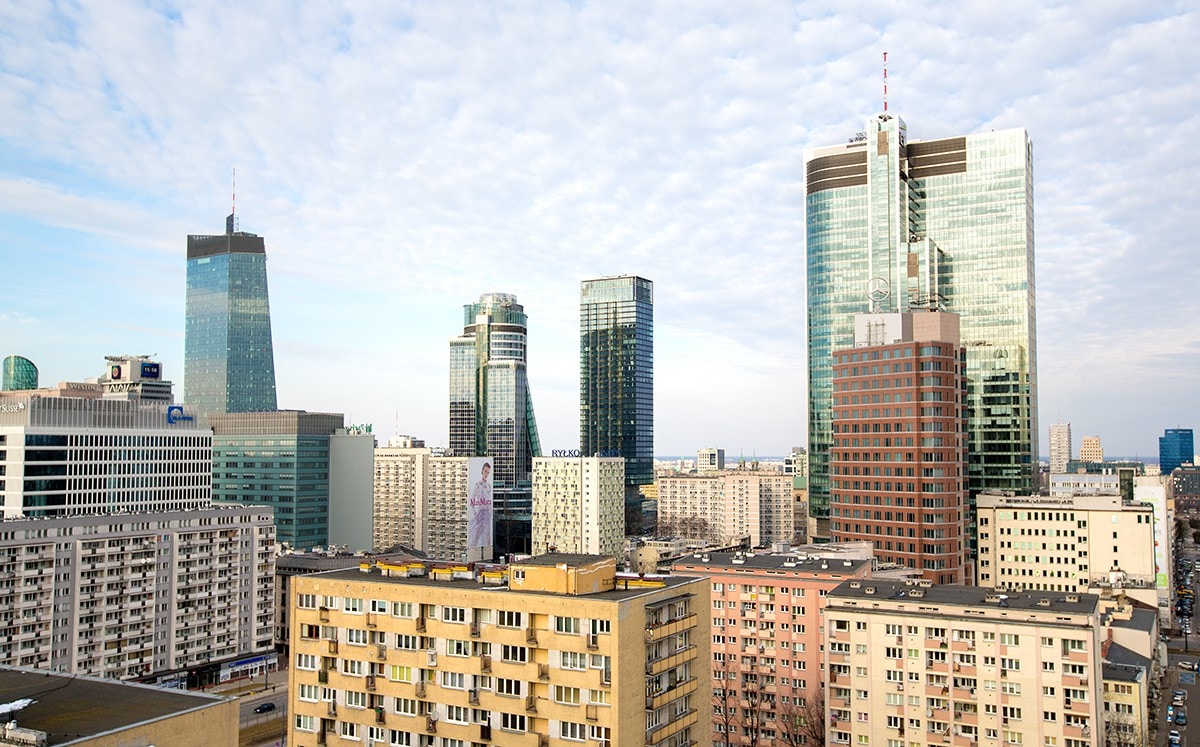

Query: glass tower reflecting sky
[580,276,654,501]
[1160,428,1194,475]
[185,214,278,419]
[806,114,1036,540]
[449,293,541,556]
[2,355,37,391]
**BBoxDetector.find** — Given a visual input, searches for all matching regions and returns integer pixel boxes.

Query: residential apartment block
[825,581,1102,747]
[0,506,275,683]
[288,554,711,747]
[671,552,872,747]
[373,447,429,551]
[1079,436,1104,464]
[656,471,794,547]
[532,456,624,556]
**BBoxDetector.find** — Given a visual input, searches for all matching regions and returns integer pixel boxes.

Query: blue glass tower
[580,276,654,511]
[2,355,37,391]
[185,214,278,419]
[1160,429,1195,475]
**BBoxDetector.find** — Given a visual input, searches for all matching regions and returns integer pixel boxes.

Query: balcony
[366,612,378,628]
[480,724,491,740]
[318,669,328,684]
[376,708,386,725]
[480,654,492,673]
[525,694,538,714]
[469,688,479,705]
[376,644,388,661]
[645,646,696,677]
[645,613,697,643]
[538,663,549,680]
[586,704,599,721]
[415,681,426,698]
[426,650,437,667]
[327,640,338,654]
[470,621,480,638]
[416,616,426,632]
[526,627,538,644]
[319,607,330,622]
[646,676,699,711]
[587,632,599,650]
[366,675,376,691]
[425,716,437,733]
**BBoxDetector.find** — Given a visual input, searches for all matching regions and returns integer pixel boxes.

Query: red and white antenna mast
[882,51,888,112]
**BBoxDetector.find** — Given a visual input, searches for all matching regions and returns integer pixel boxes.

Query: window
[299,684,319,701]
[396,634,419,650]
[446,705,469,724]
[395,698,418,716]
[388,732,412,747]
[295,714,315,732]
[348,628,368,645]
[297,653,317,670]
[442,606,467,623]
[343,659,364,676]
[393,601,414,618]
[501,712,527,732]
[589,689,610,705]
[347,691,368,708]
[554,686,581,705]
[447,639,471,657]
[498,610,522,627]
[344,597,364,614]
[561,721,586,741]
[1000,634,1019,645]
[340,722,360,739]
[556,616,581,634]
[561,651,587,670]
[298,594,317,609]
[390,665,413,683]
[502,645,528,663]
[440,671,465,689]
[496,678,522,697]
[371,599,388,613]
[589,726,611,743]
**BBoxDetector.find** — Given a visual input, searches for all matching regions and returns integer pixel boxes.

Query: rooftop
[828,581,1100,614]
[673,552,870,575]
[0,667,228,746]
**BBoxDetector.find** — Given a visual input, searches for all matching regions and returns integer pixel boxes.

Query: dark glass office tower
[580,276,654,519]
[449,293,542,556]
[2,355,37,391]
[806,114,1036,542]
[1160,429,1195,475]
[185,214,278,419]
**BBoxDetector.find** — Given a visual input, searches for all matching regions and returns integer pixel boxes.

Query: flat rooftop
[829,581,1099,614]
[673,552,870,575]
[0,667,228,745]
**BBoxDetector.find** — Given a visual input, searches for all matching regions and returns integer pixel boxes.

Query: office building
[0,394,209,518]
[1172,465,1200,512]
[697,447,725,473]
[100,354,174,402]
[532,456,624,556]
[1160,428,1195,475]
[1049,422,1072,473]
[1079,436,1103,463]
[976,492,1163,614]
[0,667,238,747]
[0,506,274,683]
[670,552,871,747]
[287,554,711,747]
[825,581,1102,747]
[210,410,350,550]
[329,425,377,551]
[806,115,1036,540]
[580,276,654,512]
[2,355,37,390]
[185,213,278,419]
[449,292,542,557]
[656,471,794,547]
[829,310,969,584]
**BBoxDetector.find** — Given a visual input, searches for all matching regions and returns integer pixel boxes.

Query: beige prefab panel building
[288,554,711,747]
[532,456,624,556]
[975,493,1159,613]
[825,581,1103,747]
[657,472,794,547]
[373,447,429,551]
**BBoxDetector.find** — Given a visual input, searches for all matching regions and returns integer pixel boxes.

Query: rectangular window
[496,678,522,697]
[498,610,522,627]
[440,671,465,689]
[500,712,527,732]
[342,659,364,676]
[442,606,467,623]
[296,653,317,670]
[347,691,368,708]
[295,714,315,732]
[392,601,414,618]
[395,698,418,716]
[561,721,586,741]
[446,705,469,724]
[447,639,471,657]
[297,594,317,609]
[347,629,368,645]
[555,616,581,634]
[389,665,413,683]
[299,684,319,701]
[344,597,364,614]
[502,645,528,663]
[561,651,587,670]
[554,686,581,705]
[371,599,388,613]
[589,689,611,705]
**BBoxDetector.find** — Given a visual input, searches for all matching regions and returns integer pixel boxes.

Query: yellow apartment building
[288,553,711,747]
[825,580,1102,747]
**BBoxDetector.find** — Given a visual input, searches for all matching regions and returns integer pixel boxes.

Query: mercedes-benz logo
[867,277,890,302]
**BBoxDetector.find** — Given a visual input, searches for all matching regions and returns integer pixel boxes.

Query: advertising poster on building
[467,457,494,557]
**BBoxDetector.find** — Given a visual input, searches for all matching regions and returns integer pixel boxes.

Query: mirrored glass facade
[184,218,278,420]
[448,293,542,556]
[807,116,1036,539]
[2,355,37,391]
[580,276,654,500]
[1160,429,1195,476]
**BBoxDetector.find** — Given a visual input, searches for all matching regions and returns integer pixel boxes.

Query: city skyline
[2,3,1197,458]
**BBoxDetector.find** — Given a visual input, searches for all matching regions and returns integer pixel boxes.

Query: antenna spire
[226,168,239,235]
[882,51,888,112]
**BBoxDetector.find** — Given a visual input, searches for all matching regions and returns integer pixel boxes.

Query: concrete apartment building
[671,551,872,747]
[657,471,794,547]
[0,393,210,518]
[829,311,969,584]
[0,506,274,684]
[1048,422,1072,474]
[288,554,711,747]
[825,581,1102,747]
[975,492,1166,618]
[532,456,624,556]
[1079,436,1104,463]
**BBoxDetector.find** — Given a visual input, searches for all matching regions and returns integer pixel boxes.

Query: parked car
[1175,689,1189,702]
[253,702,277,714]
[1169,730,1182,746]
[1177,707,1188,726]
[1169,706,1177,723]
[1180,660,1198,671]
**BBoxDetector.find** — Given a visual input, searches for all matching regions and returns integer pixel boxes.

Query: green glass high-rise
[580,276,654,507]
[185,214,278,419]
[806,114,1037,540]
[449,293,542,556]
[2,355,37,391]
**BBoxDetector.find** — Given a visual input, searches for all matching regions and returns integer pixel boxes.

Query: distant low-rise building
[1080,435,1104,463]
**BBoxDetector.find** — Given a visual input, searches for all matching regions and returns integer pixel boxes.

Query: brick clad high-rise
[829,311,969,583]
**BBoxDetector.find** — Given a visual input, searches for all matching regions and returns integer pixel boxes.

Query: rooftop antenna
[232,167,238,233]
[882,51,888,112]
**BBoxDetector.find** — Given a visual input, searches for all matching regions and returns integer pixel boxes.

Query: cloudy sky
[1,1,1196,459]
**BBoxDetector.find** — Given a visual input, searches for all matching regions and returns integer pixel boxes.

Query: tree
[711,659,764,747]
[777,687,826,746]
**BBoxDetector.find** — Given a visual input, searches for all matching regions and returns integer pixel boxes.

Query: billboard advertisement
[467,457,494,556]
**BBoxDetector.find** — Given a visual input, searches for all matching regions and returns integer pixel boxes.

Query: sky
[1,1,1197,459]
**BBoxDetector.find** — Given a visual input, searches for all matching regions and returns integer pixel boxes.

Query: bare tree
[776,687,826,746]
[710,660,764,747]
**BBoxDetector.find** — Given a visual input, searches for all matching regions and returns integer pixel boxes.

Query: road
[237,688,288,747]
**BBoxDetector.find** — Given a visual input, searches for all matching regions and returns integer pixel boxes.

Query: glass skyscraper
[449,293,541,556]
[2,355,37,391]
[580,276,654,508]
[1160,428,1195,475]
[806,114,1036,540]
[185,214,278,420]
